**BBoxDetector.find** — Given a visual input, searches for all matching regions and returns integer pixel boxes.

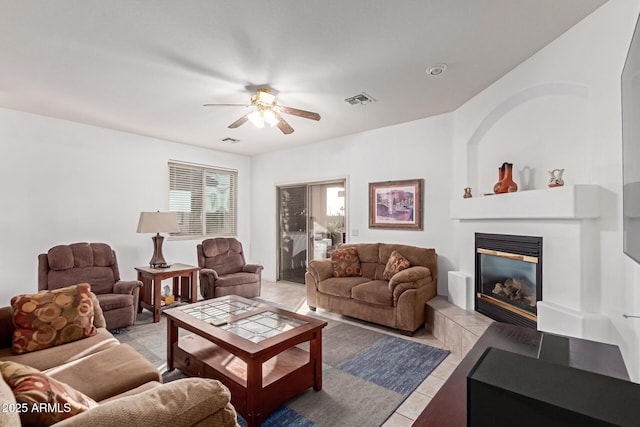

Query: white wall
[251,114,455,294]
[452,0,640,380]
[0,108,252,305]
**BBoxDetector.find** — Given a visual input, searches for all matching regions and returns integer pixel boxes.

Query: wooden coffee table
[164,295,327,426]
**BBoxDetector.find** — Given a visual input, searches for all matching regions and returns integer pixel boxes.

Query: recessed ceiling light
[426,63,447,76]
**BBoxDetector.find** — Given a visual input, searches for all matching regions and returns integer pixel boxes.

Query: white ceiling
[0,0,607,155]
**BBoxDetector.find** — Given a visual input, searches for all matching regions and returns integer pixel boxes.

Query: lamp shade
[136,211,180,234]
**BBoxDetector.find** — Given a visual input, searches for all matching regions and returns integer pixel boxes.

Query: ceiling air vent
[345,92,375,106]
[221,137,239,143]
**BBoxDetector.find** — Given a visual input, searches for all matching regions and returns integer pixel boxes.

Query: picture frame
[369,179,424,230]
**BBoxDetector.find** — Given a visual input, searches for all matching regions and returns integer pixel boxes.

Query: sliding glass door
[278,185,308,283]
[277,180,346,284]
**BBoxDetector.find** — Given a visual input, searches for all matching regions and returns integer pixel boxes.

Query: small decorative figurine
[493,162,518,194]
[463,187,473,198]
[548,169,565,187]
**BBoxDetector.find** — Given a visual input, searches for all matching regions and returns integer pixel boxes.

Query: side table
[135,263,200,323]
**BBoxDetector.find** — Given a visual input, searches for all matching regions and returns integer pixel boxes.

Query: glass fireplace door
[477,249,538,318]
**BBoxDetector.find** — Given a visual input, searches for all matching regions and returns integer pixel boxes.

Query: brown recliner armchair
[197,238,263,299]
[38,242,141,331]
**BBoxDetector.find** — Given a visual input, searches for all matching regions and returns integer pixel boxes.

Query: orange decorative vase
[493,162,518,194]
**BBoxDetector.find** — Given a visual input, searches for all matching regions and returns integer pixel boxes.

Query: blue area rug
[236,321,449,427]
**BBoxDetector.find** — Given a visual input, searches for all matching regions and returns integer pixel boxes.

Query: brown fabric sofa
[0,297,239,427]
[197,238,263,299]
[38,242,141,331]
[305,243,438,334]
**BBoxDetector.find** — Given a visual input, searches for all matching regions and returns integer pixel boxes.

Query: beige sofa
[0,301,238,426]
[305,243,438,334]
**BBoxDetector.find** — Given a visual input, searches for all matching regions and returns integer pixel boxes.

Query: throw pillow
[383,250,411,280]
[0,360,98,426]
[11,283,97,354]
[331,247,362,277]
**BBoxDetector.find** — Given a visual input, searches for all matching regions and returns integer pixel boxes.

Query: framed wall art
[369,179,424,230]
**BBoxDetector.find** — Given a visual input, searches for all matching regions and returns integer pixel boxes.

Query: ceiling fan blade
[274,112,294,134]
[279,105,321,121]
[203,103,250,107]
[228,115,249,129]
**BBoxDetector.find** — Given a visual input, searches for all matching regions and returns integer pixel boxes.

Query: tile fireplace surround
[450,184,612,343]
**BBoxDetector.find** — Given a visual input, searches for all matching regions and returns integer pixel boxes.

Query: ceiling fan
[204,88,321,135]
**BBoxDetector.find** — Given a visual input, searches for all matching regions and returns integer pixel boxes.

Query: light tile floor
[259,279,471,426]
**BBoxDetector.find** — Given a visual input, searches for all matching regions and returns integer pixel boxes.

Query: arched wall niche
[465,82,590,194]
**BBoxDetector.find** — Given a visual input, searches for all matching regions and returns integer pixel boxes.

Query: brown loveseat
[305,243,438,334]
[0,291,238,426]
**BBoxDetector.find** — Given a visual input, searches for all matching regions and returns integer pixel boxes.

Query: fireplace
[475,233,542,329]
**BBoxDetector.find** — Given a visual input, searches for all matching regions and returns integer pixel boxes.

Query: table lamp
[137,211,180,268]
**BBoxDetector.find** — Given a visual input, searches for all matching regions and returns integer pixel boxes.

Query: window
[168,161,237,238]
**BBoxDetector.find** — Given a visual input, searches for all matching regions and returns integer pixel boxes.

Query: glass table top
[220,311,306,343]
[182,300,256,325]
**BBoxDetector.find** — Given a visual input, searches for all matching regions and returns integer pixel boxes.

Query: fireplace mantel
[450,184,602,220]
[450,183,611,344]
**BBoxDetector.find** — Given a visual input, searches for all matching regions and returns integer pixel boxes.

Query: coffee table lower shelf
[172,334,316,420]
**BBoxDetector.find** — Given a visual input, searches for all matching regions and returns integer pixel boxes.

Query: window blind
[168,162,237,238]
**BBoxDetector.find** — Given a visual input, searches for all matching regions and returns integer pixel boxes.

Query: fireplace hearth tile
[427,296,493,357]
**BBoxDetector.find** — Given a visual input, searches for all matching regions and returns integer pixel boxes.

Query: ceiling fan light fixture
[263,109,279,127]
[254,88,276,106]
[211,87,319,134]
[247,110,264,128]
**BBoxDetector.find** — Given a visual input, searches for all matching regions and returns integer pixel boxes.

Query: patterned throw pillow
[331,247,362,277]
[11,283,97,354]
[0,360,98,426]
[383,250,411,280]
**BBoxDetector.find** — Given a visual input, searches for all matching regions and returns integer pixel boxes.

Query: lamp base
[149,233,170,268]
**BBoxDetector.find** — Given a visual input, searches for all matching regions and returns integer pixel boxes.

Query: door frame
[275,176,348,282]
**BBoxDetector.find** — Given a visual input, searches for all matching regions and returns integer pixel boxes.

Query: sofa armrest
[200,268,219,281]
[54,378,238,427]
[307,260,334,283]
[113,280,142,295]
[243,264,263,274]
[388,266,432,301]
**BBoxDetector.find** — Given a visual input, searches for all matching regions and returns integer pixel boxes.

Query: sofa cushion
[54,378,237,427]
[11,284,97,354]
[383,250,411,280]
[331,247,362,277]
[351,280,394,306]
[0,328,118,372]
[45,343,162,402]
[96,293,134,311]
[0,374,20,426]
[201,238,245,275]
[339,243,379,279]
[215,272,260,288]
[47,267,116,294]
[47,245,76,271]
[318,276,370,298]
[89,292,107,329]
[0,360,98,426]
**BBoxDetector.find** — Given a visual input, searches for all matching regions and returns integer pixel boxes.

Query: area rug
[162,321,449,427]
